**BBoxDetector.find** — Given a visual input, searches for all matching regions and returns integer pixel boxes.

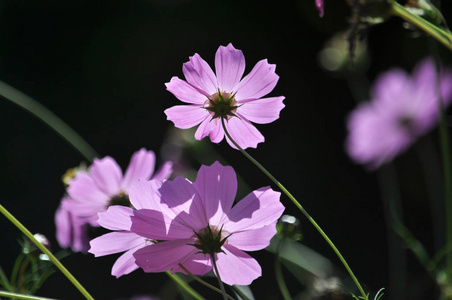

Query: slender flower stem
[0,204,94,300]
[275,258,292,300]
[210,253,228,300]
[0,290,57,300]
[164,270,206,300]
[177,264,234,300]
[0,80,98,162]
[220,118,367,298]
[390,1,452,51]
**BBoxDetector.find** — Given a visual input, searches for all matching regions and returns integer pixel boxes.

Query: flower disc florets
[107,191,131,208]
[191,225,231,255]
[204,90,239,120]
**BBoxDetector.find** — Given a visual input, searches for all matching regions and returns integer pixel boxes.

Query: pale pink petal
[90,157,123,196]
[134,239,196,273]
[224,117,264,149]
[111,247,140,278]
[55,201,72,249]
[183,54,218,96]
[234,59,279,100]
[62,199,105,221]
[215,43,245,93]
[89,232,143,257]
[165,76,208,104]
[173,252,212,275]
[151,161,173,181]
[225,187,284,232]
[194,117,225,143]
[67,173,110,205]
[165,105,209,129]
[237,96,285,124]
[215,245,261,285]
[97,206,134,231]
[121,148,156,192]
[193,162,237,224]
[55,200,90,252]
[129,179,163,211]
[227,224,277,251]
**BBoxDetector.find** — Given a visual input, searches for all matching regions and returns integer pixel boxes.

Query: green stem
[177,264,234,300]
[221,118,367,298]
[210,254,228,300]
[390,1,452,51]
[165,270,206,300]
[275,258,292,300]
[0,204,94,300]
[0,291,56,300]
[0,80,98,162]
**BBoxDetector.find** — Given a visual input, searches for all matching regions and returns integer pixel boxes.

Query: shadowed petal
[166,76,208,104]
[97,206,134,231]
[224,117,264,149]
[89,232,144,257]
[215,245,261,285]
[234,59,279,100]
[90,157,122,196]
[237,96,285,124]
[227,225,277,251]
[172,253,212,275]
[165,105,209,129]
[183,54,218,96]
[152,161,173,181]
[121,149,155,192]
[215,43,245,93]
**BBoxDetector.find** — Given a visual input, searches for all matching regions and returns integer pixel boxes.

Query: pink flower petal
[165,105,209,129]
[67,173,110,205]
[237,96,285,124]
[133,239,196,273]
[224,117,264,149]
[165,76,208,104]
[97,206,134,231]
[234,59,279,100]
[225,187,284,232]
[193,162,237,224]
[215,245,261,285]
[227,224,277,251]
[89,157,123,196]
[121,148,156,192]
[183,54,218,96]
[89,231,144,257]
[129,179,163,211]
[152,161,173,181]
[316,0,324,17]
[173,252,212,275]
[55,200,90,252]
[111,247,141,278]
[194,117,225,143]
[215,43,245,93]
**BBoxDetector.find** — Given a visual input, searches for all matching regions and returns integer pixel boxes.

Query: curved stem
[0,204,94,300]
[0,80,98,162]
[164,270,206,300]
[0,290,57,300]
[390,1,452,51]
[221,118,366,298]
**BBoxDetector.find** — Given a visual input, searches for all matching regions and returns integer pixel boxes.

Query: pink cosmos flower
[316,0,324,17]
[346,58,452,169]
[55,148,173,252]
[129,161,285,285]
[165,43,285,149]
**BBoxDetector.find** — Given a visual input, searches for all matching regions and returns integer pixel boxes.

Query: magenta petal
[129,179,163,211]
[111,247,140,278]
[165,105,209,129]
[173,252,212,275]
[194,117,225,143]
[55,200,90,252]
[89,157,122,196]
[183,54,218,96]
[215,43,245,93]
[89,232,144,257]
[238,96,285,124]
[67,173,109,205]
[225,187,284,232]
[316,0,324,17]
[224,117,264,149]
[227,225,277,251]
[97,206,134,231]
[133,239,196,273]
[194,162,237,224]
[55,202,72,249]
[165,76,208,104]
[215,245,261,285]
[234,59,279,100]
[152,161,173,181]
[121,148,156,192]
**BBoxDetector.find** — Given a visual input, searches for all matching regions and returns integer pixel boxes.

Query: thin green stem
[390,1,452,51]
[0,290,56,300]
[0,80,98,162]
[0,204,94,300]
[221,117,366,298]
[210,254,228,300]
[164,270,206,300]
[177,264,234,300]
[275,258,292,300]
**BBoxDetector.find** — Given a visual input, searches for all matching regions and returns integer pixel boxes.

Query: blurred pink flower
[316,0,324,17]
[346,58,452,169]
[130,161,285,285]
[55,148,173,252]
[165,43,285,149]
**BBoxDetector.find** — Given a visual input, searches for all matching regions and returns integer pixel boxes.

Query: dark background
[1,0,451,299]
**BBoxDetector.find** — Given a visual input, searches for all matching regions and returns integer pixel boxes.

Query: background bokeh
[1,0,452,299]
